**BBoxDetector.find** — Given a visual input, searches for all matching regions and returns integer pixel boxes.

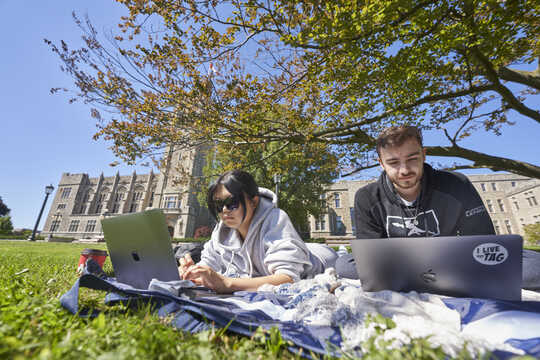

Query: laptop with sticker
[101,209,181,289]
[349,234,523,301]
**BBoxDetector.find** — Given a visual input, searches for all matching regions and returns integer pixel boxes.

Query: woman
[179,170,337,293]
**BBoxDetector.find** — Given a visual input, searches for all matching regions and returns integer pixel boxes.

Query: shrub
[194,226,212,238]
[172,237,210,243]
[0,234,26,239]
[524,223,540,246]
[304,237,326,244]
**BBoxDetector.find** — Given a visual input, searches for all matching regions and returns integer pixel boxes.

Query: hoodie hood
[215,187,277,248]
[199,186,320,281]
[207,187,278,277]
[247,187,278,232]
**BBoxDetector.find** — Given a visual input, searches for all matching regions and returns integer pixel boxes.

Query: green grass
[0,241,517,360]
[0,241,310,359]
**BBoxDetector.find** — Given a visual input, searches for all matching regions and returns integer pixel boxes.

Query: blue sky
[1,1,538,229]
[1,0,152,229]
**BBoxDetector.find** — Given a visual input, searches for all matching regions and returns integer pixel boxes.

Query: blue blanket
[60,271,540,359]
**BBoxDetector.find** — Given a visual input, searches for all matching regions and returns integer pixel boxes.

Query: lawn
[2,241,515,359]
[0,241,313,360]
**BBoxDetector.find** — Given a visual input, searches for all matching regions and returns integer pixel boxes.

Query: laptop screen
[101,209,180,289]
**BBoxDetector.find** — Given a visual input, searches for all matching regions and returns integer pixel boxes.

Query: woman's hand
[182,265,232,293]
[178,253,195,277]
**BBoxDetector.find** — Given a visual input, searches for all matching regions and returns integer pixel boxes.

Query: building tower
[41,145,210,241]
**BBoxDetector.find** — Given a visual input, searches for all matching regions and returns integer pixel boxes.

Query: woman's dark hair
[207,170,259,221]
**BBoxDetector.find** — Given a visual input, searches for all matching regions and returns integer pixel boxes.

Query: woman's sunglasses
[214,196,240,213]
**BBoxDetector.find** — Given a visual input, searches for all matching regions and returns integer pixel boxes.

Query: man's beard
[393,173,421,191]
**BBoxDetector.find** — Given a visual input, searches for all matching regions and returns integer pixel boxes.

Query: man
[335,125,496,279]
[337,126,540,290]
[354,125,494,239]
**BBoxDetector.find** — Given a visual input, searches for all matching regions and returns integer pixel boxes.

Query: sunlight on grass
[0,241,306,359]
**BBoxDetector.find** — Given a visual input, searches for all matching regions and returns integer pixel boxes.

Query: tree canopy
[201,140,338,233]
[0,197,10,217]
[47,0,540,178]
[0,216,13,235]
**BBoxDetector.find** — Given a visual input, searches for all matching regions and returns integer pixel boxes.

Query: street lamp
[30,184,55,241]
[273,174,281,204]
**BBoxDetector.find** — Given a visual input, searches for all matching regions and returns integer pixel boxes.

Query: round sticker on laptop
[473,243,508,265]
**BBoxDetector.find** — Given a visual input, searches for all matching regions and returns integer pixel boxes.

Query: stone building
[310,172,540,239]
[41,145,211,240]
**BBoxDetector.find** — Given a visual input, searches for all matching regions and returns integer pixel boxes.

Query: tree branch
[470,47,540,123]
[498,65,540,91]
[426,144,540,179]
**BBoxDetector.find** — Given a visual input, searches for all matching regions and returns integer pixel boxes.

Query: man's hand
[181,265,232,293]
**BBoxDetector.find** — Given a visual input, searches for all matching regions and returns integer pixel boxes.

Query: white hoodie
[198,187,320,282]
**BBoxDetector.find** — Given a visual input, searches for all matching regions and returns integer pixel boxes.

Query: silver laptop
[350,234,523,301]
[101,209,180,289]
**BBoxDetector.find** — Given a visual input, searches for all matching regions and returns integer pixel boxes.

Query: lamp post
[273,174,281,204]
[30,184,54,241]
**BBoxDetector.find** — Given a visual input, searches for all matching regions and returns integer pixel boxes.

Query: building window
[115,192,125,201]
[497,199,505,212]
[129,202,138,213]
[99,193,107,202]
[511,181,516,187]
[112,202,121,213]
[491,183,497,191]
[68,220,80,232]
[350,207,356,234]
[527,196,538,206]
[148,192,155,207]
[504,220,512,234]
[514,201,520,210]
[315,216,326,231]
[165,196,177,209]
[79,204,87,214]
[334,193,341,208]
[61,187,72,199]
[486,199,494,213]
[493,220,500,235]
[96,204,103,214]
[50,220,61,232]
[57,203,66,210]
[134,192,143,201]
[480,183,486,192]
[335,215,344,234]
[85,220,97,232]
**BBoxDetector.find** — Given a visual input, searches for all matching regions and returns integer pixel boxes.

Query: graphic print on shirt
[386,209,440,237]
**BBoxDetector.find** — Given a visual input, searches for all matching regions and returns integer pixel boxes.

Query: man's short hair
[376,125,423,155]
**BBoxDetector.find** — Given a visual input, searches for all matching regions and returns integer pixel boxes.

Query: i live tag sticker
[473,243,508,265]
